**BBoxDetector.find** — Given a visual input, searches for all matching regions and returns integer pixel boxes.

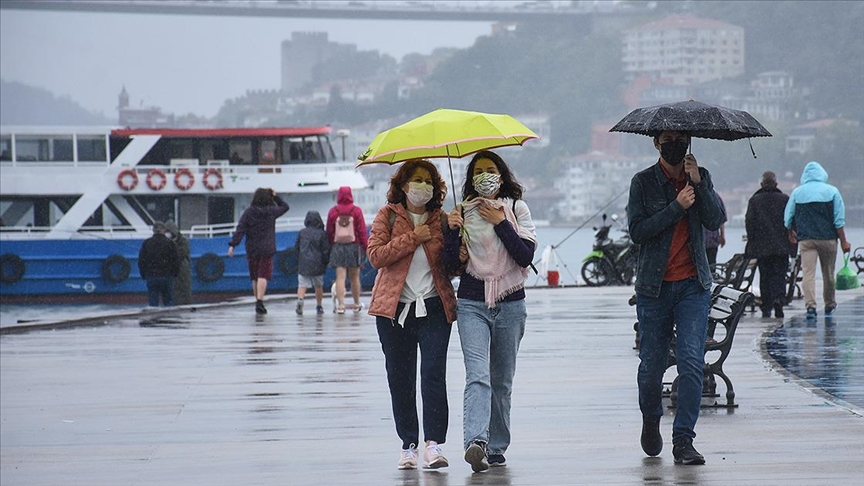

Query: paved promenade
[1,286,863,486]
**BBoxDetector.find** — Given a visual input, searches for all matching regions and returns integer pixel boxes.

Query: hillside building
[622,14,744,86]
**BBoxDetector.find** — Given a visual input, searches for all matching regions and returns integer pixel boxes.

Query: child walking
[294,210,330,315]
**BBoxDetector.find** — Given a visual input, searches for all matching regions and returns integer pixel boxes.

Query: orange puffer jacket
[367,203,457,324]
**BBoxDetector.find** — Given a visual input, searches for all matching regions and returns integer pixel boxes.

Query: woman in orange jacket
[366,159,457,471]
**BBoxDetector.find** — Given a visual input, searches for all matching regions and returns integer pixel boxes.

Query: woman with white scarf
[442,150,537,472]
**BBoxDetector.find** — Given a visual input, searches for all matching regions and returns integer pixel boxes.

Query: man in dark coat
[745,172,796,318]
[164,220,192,305]
[138,221,180,307]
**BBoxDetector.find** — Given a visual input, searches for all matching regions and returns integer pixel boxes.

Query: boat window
[167,140,194,159]
[0,137,10,161]
[303,138,323,161]
[260,139,277,163]
[229,140,253,165]
[283,137,304,163]
[318,135,336,160]
[15,136,73,162]
[77,136,107,162]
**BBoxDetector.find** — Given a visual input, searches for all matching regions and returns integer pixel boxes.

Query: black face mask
[660,140,688,166]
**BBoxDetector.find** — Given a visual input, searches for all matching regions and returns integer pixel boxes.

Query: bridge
[0,0,648,25]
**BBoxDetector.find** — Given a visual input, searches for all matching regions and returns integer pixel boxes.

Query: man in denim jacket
[627,130,726,465]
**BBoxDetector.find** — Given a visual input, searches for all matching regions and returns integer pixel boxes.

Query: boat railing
[0,160,359,174]
[186,217,307,239]
[1,219,310,241]
[0,225,152,240]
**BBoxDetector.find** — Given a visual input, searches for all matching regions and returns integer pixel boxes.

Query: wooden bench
[662,284,754,409]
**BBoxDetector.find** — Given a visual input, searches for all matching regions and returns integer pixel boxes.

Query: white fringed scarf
[462,197,535,308]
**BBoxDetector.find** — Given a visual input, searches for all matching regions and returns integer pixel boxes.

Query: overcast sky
[0,6,493,118]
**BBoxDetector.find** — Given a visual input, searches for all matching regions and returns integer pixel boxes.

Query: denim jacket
[626,163,726,298]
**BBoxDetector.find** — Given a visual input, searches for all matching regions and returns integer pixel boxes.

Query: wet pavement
[1,286,863,486]
[765,295,864,409]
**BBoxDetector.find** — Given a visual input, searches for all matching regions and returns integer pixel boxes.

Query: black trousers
[376,296,452,449]
[758,255,789,311]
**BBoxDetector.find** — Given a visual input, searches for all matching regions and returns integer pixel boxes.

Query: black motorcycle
[581,213,638,287]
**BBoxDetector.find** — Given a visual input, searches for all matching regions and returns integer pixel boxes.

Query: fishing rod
[534,186,629,261]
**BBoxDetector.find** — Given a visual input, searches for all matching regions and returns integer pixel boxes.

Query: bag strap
[512,199,538,275]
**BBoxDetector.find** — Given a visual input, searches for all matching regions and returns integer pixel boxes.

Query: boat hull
[0,231,378,304]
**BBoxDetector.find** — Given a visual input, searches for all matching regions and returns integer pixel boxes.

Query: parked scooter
[581,213,638,286]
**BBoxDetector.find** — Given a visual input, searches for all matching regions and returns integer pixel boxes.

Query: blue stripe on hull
[0,231,377,301]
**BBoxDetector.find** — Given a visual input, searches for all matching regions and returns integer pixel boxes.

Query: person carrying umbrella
[627,130,726,465]
[366,159,456,470]
[442,150,537,472]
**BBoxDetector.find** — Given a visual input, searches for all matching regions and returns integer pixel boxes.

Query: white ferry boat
[0,125,374,303]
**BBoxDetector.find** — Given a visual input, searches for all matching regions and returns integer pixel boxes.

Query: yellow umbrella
[356,108,539,204]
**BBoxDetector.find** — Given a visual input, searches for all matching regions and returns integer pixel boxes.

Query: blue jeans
[636,278,709,444]
[376,296,452,449]
[457,298,526,454]
[146,276,174,307]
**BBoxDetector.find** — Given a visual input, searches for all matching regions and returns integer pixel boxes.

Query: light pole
[336,129,350,161]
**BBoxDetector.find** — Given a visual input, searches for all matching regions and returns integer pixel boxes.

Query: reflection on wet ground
[2,287,862,485]
[766,295,864,408]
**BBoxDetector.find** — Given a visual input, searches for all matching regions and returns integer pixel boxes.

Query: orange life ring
[146,168,167,190]
[117,169,138,191]
[174,168,195,190]
[203,168,223,190]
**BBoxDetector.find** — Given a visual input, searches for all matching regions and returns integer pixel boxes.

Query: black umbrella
[610,100,772,156]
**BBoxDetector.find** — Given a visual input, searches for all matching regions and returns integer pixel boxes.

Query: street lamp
[336,129,350,161]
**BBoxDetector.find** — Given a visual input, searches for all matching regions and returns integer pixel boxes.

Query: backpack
[334,214,355,244]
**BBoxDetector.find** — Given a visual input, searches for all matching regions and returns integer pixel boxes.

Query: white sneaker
[397,444,418,470]
[424,442,449,469]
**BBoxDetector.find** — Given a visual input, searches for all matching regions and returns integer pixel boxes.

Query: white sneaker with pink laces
[397,444,418,470]
[424,441,449,469]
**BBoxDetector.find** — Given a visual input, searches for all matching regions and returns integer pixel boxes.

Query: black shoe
[488,454,506,467]
[774,305,784,318]
[761,310,772,318]
[641,417,663,456]
[464,440,489,472]
[255,300,267,315]
[672,437,705,465]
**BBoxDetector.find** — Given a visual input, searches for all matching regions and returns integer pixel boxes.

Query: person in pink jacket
[326,186,368,313]
[366,159,457,470]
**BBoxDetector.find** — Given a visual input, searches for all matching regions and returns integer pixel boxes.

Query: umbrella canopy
[609,100,772,141]
[356,108,539,165]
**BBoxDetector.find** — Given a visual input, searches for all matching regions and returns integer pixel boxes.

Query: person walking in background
[784,161,852,319]
[745,172,796,318]
[703,195,726,267]
[164,220,191,305]
[326,186,367,314]
[294,210,329,315]
[627,130,726,466]
[228,188,289,315]
[366,160,456,470]
[442,150,537,472]
[138,221,180,307]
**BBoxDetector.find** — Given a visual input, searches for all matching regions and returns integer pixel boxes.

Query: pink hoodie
[326,186,368,249]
